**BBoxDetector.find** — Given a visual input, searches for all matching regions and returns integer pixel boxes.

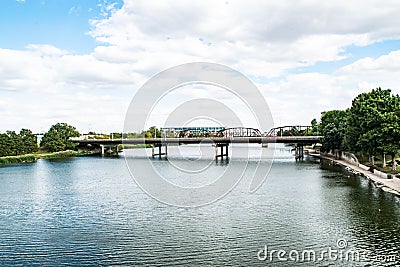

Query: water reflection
[0,146,399,266]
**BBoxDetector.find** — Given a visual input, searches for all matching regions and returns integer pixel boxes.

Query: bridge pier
[215,143,229,160]
[294,144,304,161]
[75,133,321,161]
[100,144,120,156]
[152,143,167,159]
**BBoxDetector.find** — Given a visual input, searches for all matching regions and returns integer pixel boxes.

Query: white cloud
[2,0,400,132]
[86,0,400,83]
[340,50,400,74]
[263,50,400,125]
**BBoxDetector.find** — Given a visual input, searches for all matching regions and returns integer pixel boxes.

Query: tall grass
[0,150,92,166]
[0,155,36,165]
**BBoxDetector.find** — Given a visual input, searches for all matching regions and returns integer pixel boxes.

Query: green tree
[142,126,163,138]
[0,129,37,156]
[19,129,38,154]
[311,118,319,135]
[0,133,11,156]
[378,94,400,169]
[346,88,400,168]
[41,123,80,152]
[320,110,348,153]
[6,131,20,156]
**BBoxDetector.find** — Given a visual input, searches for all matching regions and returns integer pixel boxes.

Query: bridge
[75,126,321,160]
[265,125,315,136]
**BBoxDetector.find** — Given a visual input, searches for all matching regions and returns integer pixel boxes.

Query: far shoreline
[0,150,95,167]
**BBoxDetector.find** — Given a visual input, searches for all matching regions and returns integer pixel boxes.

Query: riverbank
[308,151,400,197]
[0,150,93,166]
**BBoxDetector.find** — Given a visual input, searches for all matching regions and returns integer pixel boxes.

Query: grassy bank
[122,144,152,149]
[38,150,92,159]
[0,150,93,166]
[0,155,37,165]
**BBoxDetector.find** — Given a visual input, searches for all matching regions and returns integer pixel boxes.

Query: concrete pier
[77,134,321,161]
[100,144,120,156]
[152,143,167,159]
[294,144,304,160]
[215,143,229,160]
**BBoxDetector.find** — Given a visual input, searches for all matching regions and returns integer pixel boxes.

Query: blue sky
[1,0,400,133]
[0,0,122,53]
[292,39,400,75]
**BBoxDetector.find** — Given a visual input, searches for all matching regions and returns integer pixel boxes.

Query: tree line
[3,88,399,169]
[0,123,80,157]
[0,129,38,157]
[318,87,400,170]
[0,123,171,158]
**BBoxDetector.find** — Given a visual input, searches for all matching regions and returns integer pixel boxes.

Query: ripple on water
[0,147,399,266]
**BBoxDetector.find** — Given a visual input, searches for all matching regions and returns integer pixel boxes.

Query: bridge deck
[76,136,321,145]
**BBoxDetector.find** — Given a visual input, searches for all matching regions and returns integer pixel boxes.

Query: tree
[346,88,400,168]
[6,131,20,156]
[19,129,38,154]
[0,133,11,156]
[319,110,348,153]
[378,94,400,170]
[0,128,37,156]
[41,123,80,152]
[142,126,163,138]
[311,118,319,135]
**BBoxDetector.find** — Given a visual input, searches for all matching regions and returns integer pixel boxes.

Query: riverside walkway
[310,152,400,196]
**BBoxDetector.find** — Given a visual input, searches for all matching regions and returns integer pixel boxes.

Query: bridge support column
[295,144,304,161]
[152,143,167,159]
[215,143,229,160]
[100,144,120,156]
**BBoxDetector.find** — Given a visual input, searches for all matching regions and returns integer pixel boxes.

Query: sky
[1,0,400,133]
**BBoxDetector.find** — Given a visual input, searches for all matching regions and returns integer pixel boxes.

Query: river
[0,144,399,266]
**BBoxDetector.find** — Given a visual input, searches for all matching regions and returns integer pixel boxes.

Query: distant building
[161,127,225,137]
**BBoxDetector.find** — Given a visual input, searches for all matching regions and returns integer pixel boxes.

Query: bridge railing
[71,126,318,141]
[217,127,262,137]
[264,126,316,137]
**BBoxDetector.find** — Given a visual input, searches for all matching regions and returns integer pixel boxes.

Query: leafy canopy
[41,123,80,152]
